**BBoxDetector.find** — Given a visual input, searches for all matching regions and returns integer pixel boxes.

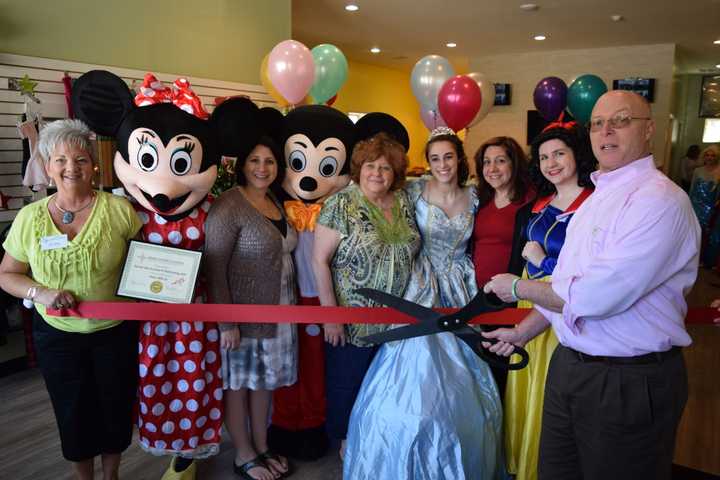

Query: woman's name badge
[40,234,68,251]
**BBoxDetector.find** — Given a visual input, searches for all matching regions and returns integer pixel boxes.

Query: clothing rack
[0,52,277,223]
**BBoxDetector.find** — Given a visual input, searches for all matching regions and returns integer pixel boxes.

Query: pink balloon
[267,40,315,105]
[420,105,447,130]
[437,75,482,132]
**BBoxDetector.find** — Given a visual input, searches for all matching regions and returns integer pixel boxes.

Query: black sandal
[233,456,272,480]
[258,450,293,478]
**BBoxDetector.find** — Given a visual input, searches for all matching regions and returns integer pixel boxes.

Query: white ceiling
[292,0,720,74]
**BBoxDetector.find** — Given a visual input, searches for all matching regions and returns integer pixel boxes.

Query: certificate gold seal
[150,281,164,293]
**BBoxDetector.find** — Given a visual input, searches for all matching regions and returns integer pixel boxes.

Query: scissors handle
[455,327,530,371]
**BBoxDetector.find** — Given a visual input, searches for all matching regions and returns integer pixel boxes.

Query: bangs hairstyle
[474,136,531,208]
[529,125,597,196]
[351,132,408,191]
[425,134,469,186]
[236,135,286,188]
[37,119,94,163]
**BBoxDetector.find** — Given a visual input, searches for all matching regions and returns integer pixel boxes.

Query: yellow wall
[466,44,676,171]
[333,60,428,169]
[0,0,290,84]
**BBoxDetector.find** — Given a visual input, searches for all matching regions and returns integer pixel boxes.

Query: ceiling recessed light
[611,14,624,22]
[520,3,539,11]
[716,64,720,69]
[370,47,381,54]
[534,35,546,41]
[446,42,457,48]
[714,40,720,45]
[345,4,359,11]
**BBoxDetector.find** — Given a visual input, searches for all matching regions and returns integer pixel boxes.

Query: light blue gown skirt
[343,331,506,479]
[344,179,507,479]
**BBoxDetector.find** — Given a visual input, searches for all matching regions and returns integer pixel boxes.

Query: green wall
[0,0,291,84]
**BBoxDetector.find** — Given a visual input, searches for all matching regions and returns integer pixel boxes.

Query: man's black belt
[569,345,681,365]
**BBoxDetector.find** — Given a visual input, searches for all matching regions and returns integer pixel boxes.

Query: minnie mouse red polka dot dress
[135,198,223,459]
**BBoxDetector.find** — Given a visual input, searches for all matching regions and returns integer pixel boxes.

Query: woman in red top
[471,136,534,395]
[472,136,534,287]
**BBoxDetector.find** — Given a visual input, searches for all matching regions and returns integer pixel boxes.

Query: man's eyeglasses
[588,113,651,132]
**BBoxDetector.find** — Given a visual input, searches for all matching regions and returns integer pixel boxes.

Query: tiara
[428,126,456,141]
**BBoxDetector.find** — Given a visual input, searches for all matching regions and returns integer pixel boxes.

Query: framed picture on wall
[699,75,720,118]
[494,84,511,106]
[612,78,655,102]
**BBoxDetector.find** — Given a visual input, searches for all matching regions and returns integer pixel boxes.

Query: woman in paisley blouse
[312,132,421,460]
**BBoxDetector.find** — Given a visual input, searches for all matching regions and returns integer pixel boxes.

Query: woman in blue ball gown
[344,128,506,480]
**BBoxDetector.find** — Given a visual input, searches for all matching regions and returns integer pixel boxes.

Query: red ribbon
[46,303,716,325]
[134,73,209,120]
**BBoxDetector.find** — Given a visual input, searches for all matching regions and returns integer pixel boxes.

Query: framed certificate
[117,240,202,304]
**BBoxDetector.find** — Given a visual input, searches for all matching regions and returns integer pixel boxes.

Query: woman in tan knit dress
[204,136,297,480]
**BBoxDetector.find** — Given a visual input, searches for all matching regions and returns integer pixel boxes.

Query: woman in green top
[312,132,420,459]
[0,119,142,480]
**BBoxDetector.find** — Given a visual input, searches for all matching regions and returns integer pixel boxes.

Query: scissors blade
[451,291,508,324]
[361,321,443,344]
[355,288,441,323]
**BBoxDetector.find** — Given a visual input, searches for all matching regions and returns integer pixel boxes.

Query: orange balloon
[260,53,290,107]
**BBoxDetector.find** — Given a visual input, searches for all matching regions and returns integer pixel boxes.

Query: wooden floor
[0,368,343,480]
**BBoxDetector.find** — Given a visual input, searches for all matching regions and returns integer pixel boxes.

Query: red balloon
[437,75,482,132]
[326,94,338,106]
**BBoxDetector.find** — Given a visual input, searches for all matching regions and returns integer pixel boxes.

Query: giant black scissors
[356,288,529,370]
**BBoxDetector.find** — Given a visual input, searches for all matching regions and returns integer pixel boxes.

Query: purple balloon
[533,77,568,121]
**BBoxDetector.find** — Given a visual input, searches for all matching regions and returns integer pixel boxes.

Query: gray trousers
[539,344,687,480]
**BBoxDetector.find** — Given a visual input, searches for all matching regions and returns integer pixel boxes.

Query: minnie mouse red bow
[134,73,209,120]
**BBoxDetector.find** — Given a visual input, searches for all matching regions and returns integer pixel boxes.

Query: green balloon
[310,44,349,104]
[567,74,608,124]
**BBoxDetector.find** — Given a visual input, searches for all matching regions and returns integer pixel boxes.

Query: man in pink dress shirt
[483,91,700,480]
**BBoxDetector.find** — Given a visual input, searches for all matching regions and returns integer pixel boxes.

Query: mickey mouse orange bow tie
[284,200,323,232]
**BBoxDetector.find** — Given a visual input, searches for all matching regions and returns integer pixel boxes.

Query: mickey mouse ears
[72,70,134,137]
[212,97,262,159]
[258,106,284,146]
[355,112,410,153]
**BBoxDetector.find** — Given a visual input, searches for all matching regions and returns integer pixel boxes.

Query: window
[703,118,720,143]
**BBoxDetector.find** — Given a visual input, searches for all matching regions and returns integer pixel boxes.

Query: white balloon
[466,72,495,128]
[410,55,455,109]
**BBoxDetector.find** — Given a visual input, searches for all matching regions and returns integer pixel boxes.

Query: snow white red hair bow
[541,112,576,133]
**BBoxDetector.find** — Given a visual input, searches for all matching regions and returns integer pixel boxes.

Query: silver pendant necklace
[54,193,95,224]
